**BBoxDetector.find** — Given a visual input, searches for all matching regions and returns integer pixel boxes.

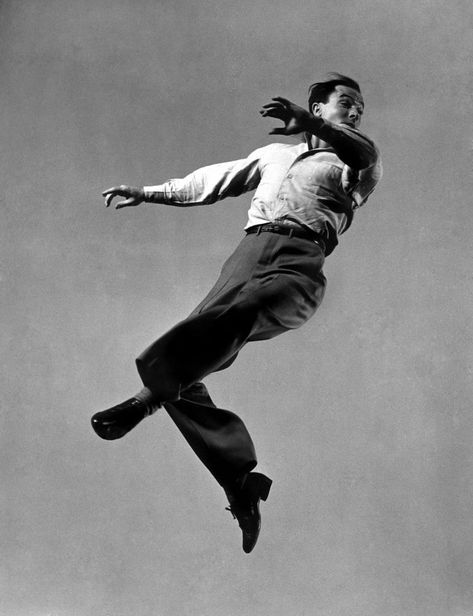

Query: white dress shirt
[143,123,382,254]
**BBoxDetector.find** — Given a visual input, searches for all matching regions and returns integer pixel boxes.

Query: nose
[348,108,359,123]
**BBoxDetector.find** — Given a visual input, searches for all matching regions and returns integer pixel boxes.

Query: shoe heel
[246,472,272,501]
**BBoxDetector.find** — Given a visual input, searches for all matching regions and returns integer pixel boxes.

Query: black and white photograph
[1,1,472,615]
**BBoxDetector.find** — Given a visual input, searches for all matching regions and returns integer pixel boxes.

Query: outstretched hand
[260,97,313,136]
[102,186,145,209]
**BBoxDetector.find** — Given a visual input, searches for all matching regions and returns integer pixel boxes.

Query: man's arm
[102,151,263,210]
[260,97,378,170]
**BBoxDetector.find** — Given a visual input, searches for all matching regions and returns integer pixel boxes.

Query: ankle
[223,472,249,504]
[134,387,161,416]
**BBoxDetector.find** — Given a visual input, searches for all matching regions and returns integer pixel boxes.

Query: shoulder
[248,141,305,159]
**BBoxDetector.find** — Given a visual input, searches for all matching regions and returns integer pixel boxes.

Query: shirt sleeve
[315,121,379,170]
[143,148,263,206]
[340,153,383,211]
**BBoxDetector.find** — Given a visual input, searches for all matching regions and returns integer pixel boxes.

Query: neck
[305,133,329,150]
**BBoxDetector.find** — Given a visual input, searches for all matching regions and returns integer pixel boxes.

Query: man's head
[308,73,364,129]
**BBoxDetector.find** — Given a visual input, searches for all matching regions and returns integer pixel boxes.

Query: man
[91,73,382,553]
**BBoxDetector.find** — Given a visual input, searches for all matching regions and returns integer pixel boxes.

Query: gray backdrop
[1,1,473,615]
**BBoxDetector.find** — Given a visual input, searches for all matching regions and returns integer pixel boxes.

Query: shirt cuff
[143,185,169,203]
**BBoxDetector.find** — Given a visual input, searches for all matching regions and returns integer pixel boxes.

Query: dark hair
[308,73,361,111]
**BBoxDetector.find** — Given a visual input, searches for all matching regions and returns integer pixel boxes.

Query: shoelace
[225,506,236,520]
[225,504,255,523]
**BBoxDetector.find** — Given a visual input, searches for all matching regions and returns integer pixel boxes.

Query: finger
[116,198,136,209]
[260,109,283,117]
[271,96,292,105]
[260,108,286,119]
[102,187,120,196]
[104,193,115,207]
[261,102,285,110]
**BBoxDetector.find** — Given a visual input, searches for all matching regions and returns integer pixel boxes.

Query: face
[312,85,364,128]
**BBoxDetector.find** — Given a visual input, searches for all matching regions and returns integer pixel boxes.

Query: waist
[245,223,326,253]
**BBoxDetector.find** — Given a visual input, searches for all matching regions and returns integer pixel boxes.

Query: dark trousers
[135,231,326,489]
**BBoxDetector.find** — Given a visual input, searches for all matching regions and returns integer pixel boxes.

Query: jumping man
[91,73,382,553]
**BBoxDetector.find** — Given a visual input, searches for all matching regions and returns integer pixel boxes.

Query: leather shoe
[226,472,272,553]
[91,398,149,440]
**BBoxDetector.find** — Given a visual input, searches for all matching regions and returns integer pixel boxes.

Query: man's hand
[260,97,314,135]
[102,186,145,209]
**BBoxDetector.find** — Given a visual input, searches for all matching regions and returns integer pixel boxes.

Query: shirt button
[287,174,293,179]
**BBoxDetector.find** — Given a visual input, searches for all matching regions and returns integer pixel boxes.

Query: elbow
[350,156,373,171]
[349,149,378,171]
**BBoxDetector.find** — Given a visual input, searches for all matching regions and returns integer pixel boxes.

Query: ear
[311,102,322,117]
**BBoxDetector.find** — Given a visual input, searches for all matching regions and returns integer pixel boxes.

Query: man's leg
[163,381,257,488]
[156,379,272,554]
[89,300,259,442]
[135,299,263,400]
[92,233,325,452]
[91,233,325,551]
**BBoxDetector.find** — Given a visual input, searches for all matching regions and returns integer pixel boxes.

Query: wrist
[142,188,152,203]
[143,187,167,204]
[305,115,324,135]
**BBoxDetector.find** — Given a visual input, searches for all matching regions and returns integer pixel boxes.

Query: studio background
[1,1,472,615]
